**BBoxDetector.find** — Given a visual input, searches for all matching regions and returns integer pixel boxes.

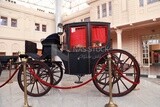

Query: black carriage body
[62,22,110,75]
[26,22,110,75]
[41,33,61,59]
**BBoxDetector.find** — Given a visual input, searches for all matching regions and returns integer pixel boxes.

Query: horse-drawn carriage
[0,22,140,97]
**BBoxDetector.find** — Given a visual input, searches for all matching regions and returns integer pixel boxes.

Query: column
[55,0,62,33]
[116,29,122,49]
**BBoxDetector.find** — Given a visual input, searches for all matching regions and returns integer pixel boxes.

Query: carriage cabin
[61,22,110,75]
[24,22,110,76]
[62,22,110,51]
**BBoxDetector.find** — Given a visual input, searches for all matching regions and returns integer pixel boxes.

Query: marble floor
[0,65,160,107]
[0,77,160,107]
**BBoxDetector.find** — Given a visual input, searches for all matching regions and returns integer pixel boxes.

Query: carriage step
[74,80,83,84]
[74,75,84,84]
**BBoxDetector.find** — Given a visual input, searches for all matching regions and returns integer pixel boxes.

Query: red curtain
[91,26,108,44]
[70,26,86,48]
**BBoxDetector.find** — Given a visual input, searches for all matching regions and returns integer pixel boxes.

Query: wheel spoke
[119,78,129,90]
[115,77,120,94]
[102,82,108,90]
[38,81,46,91]
[30,81,36,93]
[36,81,40,94]
[52,74,60,78]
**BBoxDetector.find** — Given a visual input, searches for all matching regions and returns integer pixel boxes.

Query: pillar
[55,0,62,33]
[116,29,122,49]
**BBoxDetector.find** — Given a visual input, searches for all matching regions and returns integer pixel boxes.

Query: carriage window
[91,26,108,48]
[70,26,87,49]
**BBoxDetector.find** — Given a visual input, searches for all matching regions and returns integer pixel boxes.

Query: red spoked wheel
[92,49,140,97]
[17,60,53,97]
[50,62,63,85]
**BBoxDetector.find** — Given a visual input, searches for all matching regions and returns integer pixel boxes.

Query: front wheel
[17,60,53,97]
[50,62,63,85]
[92,49,140,97]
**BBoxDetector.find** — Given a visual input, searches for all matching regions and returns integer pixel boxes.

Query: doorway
[150,44,160,65]
[142,34,160,67]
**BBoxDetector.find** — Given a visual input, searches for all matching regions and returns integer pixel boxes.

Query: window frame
[102,3,107,17]
[35,23,40,31]
[139,0,144,7]
[42,24,47,32]
[84,17,90,22]
[97,5,100,19]
[109,1,112,16]
[0,16,8,26]
[147,0,159,4]
[11,18,17,27]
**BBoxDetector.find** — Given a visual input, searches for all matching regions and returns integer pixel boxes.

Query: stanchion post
[105,53,118,107]
[8,59,13,83]
[22,58,31,107]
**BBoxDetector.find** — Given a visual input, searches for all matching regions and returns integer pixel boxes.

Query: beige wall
[0,1,55,55]
[1,0,160,66]
[63,8,90,24]
[87,0,160,27]
[88,0,160,66]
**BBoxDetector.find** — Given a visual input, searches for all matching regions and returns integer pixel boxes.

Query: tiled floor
[0,65,160,107]
[1,76,160,107]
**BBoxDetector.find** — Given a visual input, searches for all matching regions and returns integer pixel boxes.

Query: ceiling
[15,0,89,15]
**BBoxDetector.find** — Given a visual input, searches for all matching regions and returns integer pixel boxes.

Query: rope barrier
[0,65,20,88]
[28,63,139,90]
[28,64,107,89]
[114,65,140,85]
[0,61,139,89]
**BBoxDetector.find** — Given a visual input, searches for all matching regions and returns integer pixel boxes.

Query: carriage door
[69,26,89,75]
[89,25,109,71]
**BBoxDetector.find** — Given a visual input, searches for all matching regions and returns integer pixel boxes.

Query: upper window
[0,16,8,26]
[102,3,107,17]
[84,17,90,22]
[12,52,19,56]
[139,0,144,7]
[42,24,46,32]
[109,1,112,16]
[11,18,17,27]
[147,0,159,4]
[35,23,40,31]
[97,6,100,19]
[0,52,6,56]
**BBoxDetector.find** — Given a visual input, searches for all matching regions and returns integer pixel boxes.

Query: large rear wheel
[92,49,140,97]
